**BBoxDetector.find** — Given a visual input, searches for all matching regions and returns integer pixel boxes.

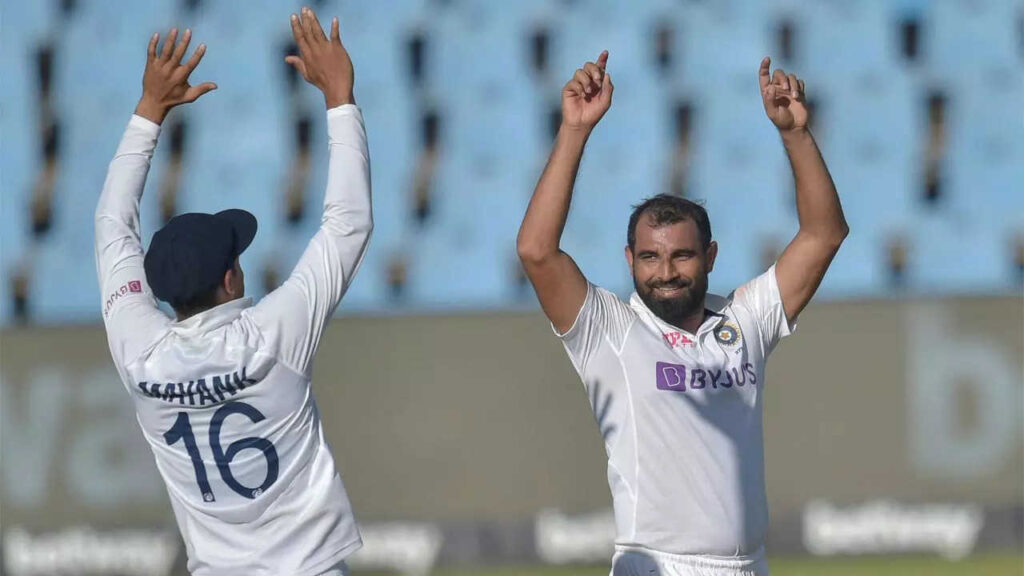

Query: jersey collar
[171,297,253,335]
[629,291,731,338]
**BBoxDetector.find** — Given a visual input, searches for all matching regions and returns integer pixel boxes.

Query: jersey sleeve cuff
[129,114,162,136]
[326,104,366,151]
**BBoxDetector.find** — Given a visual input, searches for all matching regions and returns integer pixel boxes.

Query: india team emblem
[714,320,741,346]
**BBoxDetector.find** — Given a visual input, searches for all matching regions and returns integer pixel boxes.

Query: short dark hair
[171,284,222,319]
[627,194,712,252]
[169,256,239,319]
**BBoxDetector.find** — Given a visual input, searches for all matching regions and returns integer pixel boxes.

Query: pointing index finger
[596,50,609,70]
[758,57,771,89]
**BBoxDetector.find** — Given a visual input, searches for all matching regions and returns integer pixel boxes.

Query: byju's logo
[655,361,756,392]
[103,279,145,317]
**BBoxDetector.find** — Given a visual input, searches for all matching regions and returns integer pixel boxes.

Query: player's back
[121,298,361,575]
[97,98,371,574]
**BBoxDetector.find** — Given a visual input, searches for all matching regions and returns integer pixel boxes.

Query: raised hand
[759,57,808,133]
[285,6,355,108]
[135,28,217,125]
[561,51,614,132]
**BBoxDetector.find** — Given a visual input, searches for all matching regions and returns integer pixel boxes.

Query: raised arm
[96,28,215,363]
[251,8,372,375]
[517,51,614,333]
[758,57,848,323]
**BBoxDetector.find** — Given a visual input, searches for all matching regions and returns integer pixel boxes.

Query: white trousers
[611,545,768,576]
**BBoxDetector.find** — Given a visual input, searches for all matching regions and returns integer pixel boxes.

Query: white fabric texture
[95,105,372,575]
[558,266,794,558]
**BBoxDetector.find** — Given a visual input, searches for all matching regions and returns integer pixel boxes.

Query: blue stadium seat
[915,64,1024,292]
[2,0,1022,324]
[927,0,1020,77]
[0,10,40,323]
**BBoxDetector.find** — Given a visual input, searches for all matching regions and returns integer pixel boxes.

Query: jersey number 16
[163,401,279,502]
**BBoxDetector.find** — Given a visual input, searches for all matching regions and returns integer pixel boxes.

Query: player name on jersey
[136,367,258,407]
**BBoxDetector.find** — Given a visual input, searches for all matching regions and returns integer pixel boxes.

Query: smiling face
[626,214,717,328]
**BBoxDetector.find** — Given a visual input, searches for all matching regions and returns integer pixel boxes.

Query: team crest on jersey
[714,320,741,346]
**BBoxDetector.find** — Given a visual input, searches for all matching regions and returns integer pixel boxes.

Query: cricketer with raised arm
[94,8,371,575]
[516,52,848,576]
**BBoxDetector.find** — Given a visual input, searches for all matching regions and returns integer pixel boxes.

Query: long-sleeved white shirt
[95,105,372,575]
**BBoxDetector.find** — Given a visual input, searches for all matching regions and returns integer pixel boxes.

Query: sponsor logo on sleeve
[103,279,144,318]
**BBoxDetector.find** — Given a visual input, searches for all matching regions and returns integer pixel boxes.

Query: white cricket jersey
[95,105,372,575]
[556,267,795,557]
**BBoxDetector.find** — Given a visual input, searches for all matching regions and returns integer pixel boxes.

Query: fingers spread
[182,43,207,74]
[758,57,771,88]
[290,13,310,53]
[148,33,159,60]
[171,28,192,65]
[305,7,328,41]
[160,28,178,60]
[284,55,308,78]
[183,81,218,103]
[301,8,320,43]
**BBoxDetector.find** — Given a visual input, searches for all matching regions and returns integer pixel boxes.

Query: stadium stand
[2,0,1020,324]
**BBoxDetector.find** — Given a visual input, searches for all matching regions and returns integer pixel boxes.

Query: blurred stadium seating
[2,0,1021,324]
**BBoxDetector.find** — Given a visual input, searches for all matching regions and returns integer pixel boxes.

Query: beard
[634,272,708,327]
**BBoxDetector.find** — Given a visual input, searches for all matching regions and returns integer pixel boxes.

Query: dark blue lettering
[744,363,757,386]
[708,369,721,389]
[212,374,236,397]
[200,378,224,402]
[690,368,707,389]
[713,369,732,388]
[196,381,216,406]
[732,367,747,387]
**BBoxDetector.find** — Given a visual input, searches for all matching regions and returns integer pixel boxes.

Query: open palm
[135,28,216,124]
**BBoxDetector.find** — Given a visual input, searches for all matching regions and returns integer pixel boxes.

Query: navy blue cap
[144,209,257,307]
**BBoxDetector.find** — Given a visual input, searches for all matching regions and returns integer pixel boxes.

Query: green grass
[354,554,1023,576]
[770,554,1022,576]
